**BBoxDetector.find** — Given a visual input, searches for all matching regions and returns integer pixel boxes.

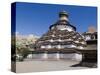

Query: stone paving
[16,59,89,73]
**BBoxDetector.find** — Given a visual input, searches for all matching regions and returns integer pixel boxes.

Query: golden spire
[59,11,69,21]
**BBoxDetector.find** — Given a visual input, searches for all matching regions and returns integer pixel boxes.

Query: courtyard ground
[16,59,89,73]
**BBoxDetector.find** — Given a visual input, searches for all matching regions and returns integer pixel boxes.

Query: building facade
[33,11,87,60]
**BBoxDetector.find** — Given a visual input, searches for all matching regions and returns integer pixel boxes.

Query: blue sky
[16,2,97,36]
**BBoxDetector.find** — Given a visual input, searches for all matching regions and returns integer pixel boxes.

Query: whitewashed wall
[27,53,82,61]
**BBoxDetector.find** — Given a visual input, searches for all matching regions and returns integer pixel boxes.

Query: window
[47,45,52,49]
[51,34,55,37]
[81,41,85,44]
[85,35,91,40]
[58,39,62,42]
[41,46,45,48]
[57,45,61,49]
[49,39,54,42]
[71,45,76,48]
[78,46,83,49]
[75,40,79,43]
[62,44,76,48]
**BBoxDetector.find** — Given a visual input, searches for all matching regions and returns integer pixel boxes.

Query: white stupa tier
[35,11,86,52]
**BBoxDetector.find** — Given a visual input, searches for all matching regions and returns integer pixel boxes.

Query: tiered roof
[35,11,86,51]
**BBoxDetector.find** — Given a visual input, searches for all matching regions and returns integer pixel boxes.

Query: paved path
[16,59,88,73]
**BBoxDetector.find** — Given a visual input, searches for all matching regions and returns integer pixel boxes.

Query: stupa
[34,11,86,60]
